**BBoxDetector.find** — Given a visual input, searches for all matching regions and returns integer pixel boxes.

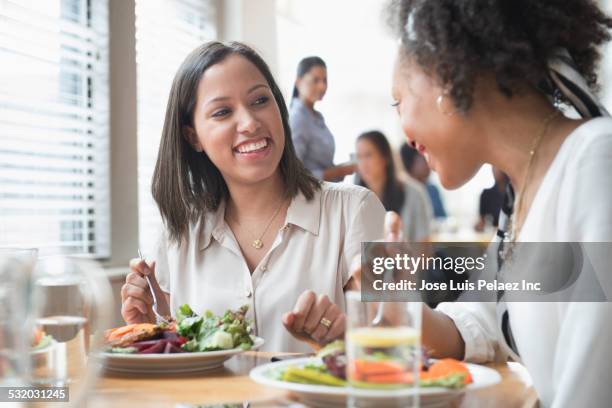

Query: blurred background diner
[2,0,612,327]
[289,56,356,181]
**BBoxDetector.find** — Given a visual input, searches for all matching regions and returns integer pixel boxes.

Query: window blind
[135,0,216,253]
[0,0,110,257]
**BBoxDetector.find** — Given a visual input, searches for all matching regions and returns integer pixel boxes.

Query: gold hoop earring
[436,94,455,116]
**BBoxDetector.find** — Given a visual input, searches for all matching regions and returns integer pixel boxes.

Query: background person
[289,56,356,181]
[400,142,447,219]
[355,130,432,241]
[475,167,508,232]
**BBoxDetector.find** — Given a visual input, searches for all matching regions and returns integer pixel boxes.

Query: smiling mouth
[233,138,270,154]
[407,138,426,154]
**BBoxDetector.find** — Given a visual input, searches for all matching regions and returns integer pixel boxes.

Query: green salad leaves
[176,304,254,352]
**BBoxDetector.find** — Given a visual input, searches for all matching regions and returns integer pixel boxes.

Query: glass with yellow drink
[345,291,421,407]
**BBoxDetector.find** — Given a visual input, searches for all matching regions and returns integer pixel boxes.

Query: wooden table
[85,352,538,408]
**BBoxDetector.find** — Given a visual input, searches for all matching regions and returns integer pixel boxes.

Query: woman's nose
[236,108,261,134]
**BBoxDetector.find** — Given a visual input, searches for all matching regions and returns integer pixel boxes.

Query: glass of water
[30,256,113,406]
[345,291,422,408]
[0,249,38,389]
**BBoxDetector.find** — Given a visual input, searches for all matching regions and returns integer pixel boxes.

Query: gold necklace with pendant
[503,110,559,260]
[227,198,286,250]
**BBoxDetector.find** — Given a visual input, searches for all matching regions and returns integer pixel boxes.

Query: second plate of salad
[250,341,501,407]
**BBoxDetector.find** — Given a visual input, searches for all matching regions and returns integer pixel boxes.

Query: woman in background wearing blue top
[289,56,356,181]
[400,142,447,219]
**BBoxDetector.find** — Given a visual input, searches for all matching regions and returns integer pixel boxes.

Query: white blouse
[152,182,386,352]
[437,118,612,407]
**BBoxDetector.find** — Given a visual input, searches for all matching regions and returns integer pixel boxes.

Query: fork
[138,249,169,325]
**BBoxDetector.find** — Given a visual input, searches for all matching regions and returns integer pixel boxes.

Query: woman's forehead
[304,65,326,77]
[198,54,267,97]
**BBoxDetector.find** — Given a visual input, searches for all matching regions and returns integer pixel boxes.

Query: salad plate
[101,336,264,374]
[99,304,263,374]
[250,357,501,407]
[30,334,56,355]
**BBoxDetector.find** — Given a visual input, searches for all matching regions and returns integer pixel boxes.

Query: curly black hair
[387,0,612,112]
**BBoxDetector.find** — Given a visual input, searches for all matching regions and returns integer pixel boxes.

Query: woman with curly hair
[386,0,612,405]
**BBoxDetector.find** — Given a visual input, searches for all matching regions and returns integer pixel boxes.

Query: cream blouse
[151,182,386,352]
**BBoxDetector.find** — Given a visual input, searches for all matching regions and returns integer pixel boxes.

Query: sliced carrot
[365,371,414,384]
[106,323,158,341]
[106,324,137,341]
[425,359,473,384]
[352,359,406,377]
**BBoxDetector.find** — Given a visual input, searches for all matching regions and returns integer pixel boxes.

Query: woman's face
[296,65,327,104]
[356,138,387,186]
[391,51,482,189]
[185,54,285,187]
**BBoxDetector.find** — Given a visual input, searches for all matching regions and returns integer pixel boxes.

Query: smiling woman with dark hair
[119,42,385,352]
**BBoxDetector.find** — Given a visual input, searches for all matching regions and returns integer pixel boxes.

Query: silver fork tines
[138,249,169,325]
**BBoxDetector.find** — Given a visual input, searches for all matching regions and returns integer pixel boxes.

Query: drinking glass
[30,256,113,407]
[0,249,37,408]
[345,291,422,408]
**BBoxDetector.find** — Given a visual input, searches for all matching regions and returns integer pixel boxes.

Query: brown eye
[253,96,269,106]
[212,108,231,118]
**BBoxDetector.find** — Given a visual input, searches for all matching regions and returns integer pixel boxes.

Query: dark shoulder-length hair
[356,130,405,214]
[291,56,327,101]
[152,41,320,244]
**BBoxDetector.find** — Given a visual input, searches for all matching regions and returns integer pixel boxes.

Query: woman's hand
[121,258,169,324]
[282,290,346,349]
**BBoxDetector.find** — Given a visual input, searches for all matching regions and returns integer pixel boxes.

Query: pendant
[252,239,263,249]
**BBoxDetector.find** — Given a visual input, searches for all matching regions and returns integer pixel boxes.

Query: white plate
[250,357,501,408]
[100,337,264,374]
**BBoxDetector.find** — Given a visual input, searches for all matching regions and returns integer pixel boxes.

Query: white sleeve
[564,131,612,241]
[435,302,500,363]
[551,302,612,407]
[551,130,612,407]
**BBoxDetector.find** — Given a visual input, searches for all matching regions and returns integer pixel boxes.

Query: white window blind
[0,0,110,257]
[135,0,216,252]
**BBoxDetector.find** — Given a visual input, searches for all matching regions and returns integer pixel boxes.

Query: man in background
[399,142,447,219]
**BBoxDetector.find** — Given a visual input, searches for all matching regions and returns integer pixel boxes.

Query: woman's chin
[232,166,282,187]
[438,167,480,190]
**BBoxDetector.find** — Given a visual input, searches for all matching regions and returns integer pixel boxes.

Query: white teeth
[236,139,268,153]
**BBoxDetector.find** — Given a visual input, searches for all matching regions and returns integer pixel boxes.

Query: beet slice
[166,342,185,353]
[131,339,166,351]
[139,340,166,354]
